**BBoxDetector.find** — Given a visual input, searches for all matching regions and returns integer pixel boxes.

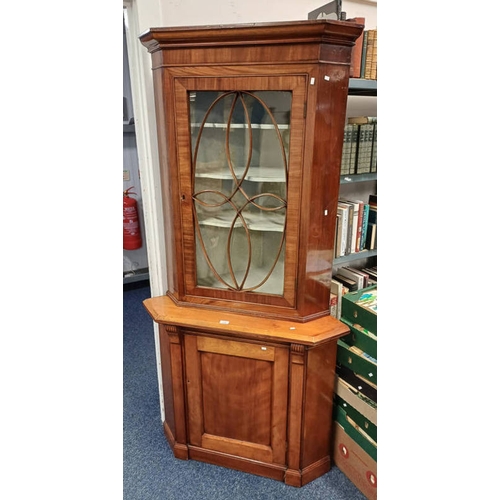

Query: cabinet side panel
[297,62,350,319]
[287,345,305,472]
[152,55,189,300]
[150,63,178,297]
[271,347,289,465]
[158,325,176,441]
[301,340,337,467]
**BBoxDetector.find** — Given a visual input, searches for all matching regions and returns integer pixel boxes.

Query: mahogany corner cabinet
[140,19,363,487]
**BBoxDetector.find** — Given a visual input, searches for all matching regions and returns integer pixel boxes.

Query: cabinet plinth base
[284,455,332,487]
[162,423,333,487]
[163,421,189,460]
[188,445,287,483]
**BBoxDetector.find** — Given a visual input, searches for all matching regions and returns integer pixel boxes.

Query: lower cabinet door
[184,333,289,465]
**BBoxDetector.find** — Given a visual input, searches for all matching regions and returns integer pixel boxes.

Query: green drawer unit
[335,376,377,427]
[337,338,377,386]
[336,395,377,443]
[341,285,377,335]
[335,404,377,462]
[340,318,377,360]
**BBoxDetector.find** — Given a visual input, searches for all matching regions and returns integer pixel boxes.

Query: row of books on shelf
[349,19,377,81]
[335,194,377,259]
[330,266,377,319]
[341,116,377,176]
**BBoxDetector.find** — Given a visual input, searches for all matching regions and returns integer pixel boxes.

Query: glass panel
[190,90,291,295]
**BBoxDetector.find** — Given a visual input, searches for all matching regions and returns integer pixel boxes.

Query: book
[356,122,368,173]
[336,204,349,257]
[340,124,351,175]
[330,278,347,319]
[366,120,376,173]
[370,121,377,173]
[351,199,365,252]
[338,201,353,255]
[368,194,377,223]
[370,28,377,80]
[360,202,370,251]
[362,267,378,282]
[348,117,376,174]
[368,204,377,225]
[334,213,340,259]
[351,201,360,253]
[365,119,377,173]
[349,18,365,78]
[330,292,339,318]
[339,200,357,255]
[333,273,358,292]
[344,266,370,288]
[366,223,377,250]
[349,123,359,174]
[359,30,369,79]
[348,116,372,125]
[364,29,376,80]
[336,266,365,290]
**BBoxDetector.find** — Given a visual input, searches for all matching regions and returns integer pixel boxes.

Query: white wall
[152,0,376,28]
[132,0,376,31]
[123,25,149,275]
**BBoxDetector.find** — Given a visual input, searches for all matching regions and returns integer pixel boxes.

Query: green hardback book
[370,121,377,172]
[349,124,359,174]
[360,203,370,250]
[359,30,369,80]
[340,124,351,175]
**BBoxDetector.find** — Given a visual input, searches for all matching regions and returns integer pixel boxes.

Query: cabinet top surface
[139,19,364,51]
[143,295,349,346]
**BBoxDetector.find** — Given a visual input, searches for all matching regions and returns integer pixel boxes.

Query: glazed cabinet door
[184,333,289,465]
[173,75,308,311]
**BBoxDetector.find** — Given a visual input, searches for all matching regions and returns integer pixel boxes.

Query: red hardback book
[349,18,365,78]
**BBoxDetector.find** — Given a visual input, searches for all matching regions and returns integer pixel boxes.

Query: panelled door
[184,333,289,465]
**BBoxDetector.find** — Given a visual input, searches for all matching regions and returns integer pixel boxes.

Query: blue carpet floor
[123,281,367,499]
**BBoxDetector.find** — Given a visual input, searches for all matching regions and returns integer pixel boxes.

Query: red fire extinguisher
[123,187,143,250]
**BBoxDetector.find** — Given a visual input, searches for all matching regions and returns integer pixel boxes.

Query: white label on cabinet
[324,75,330,81]
[219,320,230,325]
[310,77,315,85]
